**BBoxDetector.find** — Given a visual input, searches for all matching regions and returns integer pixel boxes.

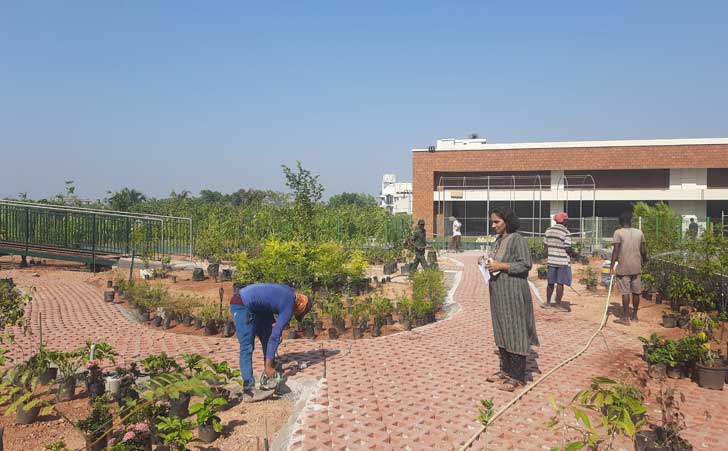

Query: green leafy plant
[189,395,228,432]
[156,415,195,451]
[77,397,113,443]
[411,269,447,312]
[141,352,181,376]
[548,377,647,450]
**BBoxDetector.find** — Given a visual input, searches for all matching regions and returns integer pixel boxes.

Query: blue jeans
[230,304,274,389]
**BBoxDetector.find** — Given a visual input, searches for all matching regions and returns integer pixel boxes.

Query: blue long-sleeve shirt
[239,283,295,359]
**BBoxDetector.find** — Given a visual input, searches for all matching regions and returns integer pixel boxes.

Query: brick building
[412,137,728,239]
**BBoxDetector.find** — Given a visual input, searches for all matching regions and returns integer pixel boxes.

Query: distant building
[412,137,728,238]
[379,174,412,215]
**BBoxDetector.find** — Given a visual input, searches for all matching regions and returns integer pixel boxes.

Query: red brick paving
[5,257,728,450]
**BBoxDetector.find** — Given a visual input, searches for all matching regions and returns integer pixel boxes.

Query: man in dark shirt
[409,219,429,271]
[230,283,312,399]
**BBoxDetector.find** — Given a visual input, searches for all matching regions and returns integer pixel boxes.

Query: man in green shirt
[409,219,429,271]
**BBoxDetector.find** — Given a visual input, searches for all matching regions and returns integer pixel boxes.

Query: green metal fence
[0,201,192,261]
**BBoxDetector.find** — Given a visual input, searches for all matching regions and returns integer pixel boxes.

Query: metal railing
[0,200,192,261]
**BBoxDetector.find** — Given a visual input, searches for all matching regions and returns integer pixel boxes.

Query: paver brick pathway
[5,255,728,450]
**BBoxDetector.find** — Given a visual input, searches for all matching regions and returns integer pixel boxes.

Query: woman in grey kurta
[485,206,539,391]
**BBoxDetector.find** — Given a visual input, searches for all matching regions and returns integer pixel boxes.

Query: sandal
[496,378,525,392]
[486,371,508,383]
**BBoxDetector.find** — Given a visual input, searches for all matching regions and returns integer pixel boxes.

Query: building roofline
[412,137,728,152]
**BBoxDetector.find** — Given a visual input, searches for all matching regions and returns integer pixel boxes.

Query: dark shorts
[547,265,572,286]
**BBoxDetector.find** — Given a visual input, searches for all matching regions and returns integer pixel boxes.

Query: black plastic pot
[696,363,726,390]
[538,271,548,280]
[221,269,233,281]
[403,319,412,331]
[88,381,105,399]
[204,323,218,336]
[104,290,115,302]
[39,367,58,385]
[635,428,693,451]
[667,365,683,379]
[677,316,690,328]
[198,423,220,443]
[655,292,663,304]
[192,268,205,281]
[662,315,677,328]
[328,328,338,339]
[372,323,381,337]
[57,377,76,401]
[222,321,235,337]
[162,317,172,329]
[171,275,177,283]
[352,327,362,339]
[169,393,191,418]
[195,318,203,329]
[106,280,113,289]
[305,326,315,339]
[137,308,150,322]
[153,316,163,327]
[15,403,40,424]
[648,362,667,378]
[183,315,193,326]
[287,329,298,339]
[207,263,220,279]
[385,314,393,326]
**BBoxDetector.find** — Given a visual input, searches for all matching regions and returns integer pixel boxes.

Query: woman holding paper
[484,206,539,391]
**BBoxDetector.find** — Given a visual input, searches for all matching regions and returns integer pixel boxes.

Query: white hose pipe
[458,262,618,450]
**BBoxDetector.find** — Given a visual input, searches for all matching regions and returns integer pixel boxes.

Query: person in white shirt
[450,216,462,252]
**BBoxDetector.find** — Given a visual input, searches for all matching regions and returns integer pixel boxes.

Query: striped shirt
[543,224,571,267]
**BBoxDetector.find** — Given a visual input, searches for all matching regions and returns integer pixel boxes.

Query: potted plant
[537,265,548,280]
[695,347,725,390]
[287,318,298,339]
[189,395,228,443]
[220,309,235,338]
[199,305,219,336]
[140,354,189,417]
[641,273,657,301]
[581,266,599,292]
[77,397,112,451]
[547,377,647,451]
[635,384,694,451]
[155,416,194,451]
[662,312,679,328]
[49,350,80,401]
[0,356,56,424]
[116,421,152,451]
[638,333,666,362]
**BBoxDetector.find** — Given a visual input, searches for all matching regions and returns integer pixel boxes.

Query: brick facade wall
[412,143,728,237]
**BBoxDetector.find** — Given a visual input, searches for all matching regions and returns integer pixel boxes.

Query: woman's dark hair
[489,206,520,233]
[619,211,633,227]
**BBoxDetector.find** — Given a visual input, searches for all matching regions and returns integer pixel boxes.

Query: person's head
[554,212,569,225]
[293,292,313,322]
[489,206,519,235]
[690,217,695,223]
[417,218,425,229]
[619,211,633,227]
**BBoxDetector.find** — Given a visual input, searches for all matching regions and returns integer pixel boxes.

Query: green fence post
[24,207,30,255]
[91,213,97,273]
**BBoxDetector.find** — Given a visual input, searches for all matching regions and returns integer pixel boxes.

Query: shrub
[411,269,447,312]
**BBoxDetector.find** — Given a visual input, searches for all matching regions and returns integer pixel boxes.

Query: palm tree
[107,188,146,211]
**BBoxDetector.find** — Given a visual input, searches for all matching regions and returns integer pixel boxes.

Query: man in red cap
[543,212,572,311]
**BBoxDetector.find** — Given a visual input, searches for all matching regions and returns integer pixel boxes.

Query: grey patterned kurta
[488,232,540,355]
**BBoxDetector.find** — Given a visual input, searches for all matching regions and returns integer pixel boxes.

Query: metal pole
[91,213,97,273]
[189,219,193,261]
[25,207,30,256]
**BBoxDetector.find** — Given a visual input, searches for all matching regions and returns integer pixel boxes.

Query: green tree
[107,188,147,211]
[281,161,324,240]
[328,192,378,209]
[632,202,680,255]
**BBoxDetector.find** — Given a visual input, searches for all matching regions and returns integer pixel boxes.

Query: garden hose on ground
[458,262,619,451]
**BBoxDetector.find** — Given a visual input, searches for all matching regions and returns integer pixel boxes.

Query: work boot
[241,388,275,403]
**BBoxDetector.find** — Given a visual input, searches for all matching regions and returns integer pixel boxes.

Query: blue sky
[2,2,727,200]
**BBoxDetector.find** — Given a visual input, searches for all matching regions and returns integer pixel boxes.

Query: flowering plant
[119,422,151,449]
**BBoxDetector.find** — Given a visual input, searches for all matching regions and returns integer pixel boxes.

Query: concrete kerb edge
[272,376,327,451]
